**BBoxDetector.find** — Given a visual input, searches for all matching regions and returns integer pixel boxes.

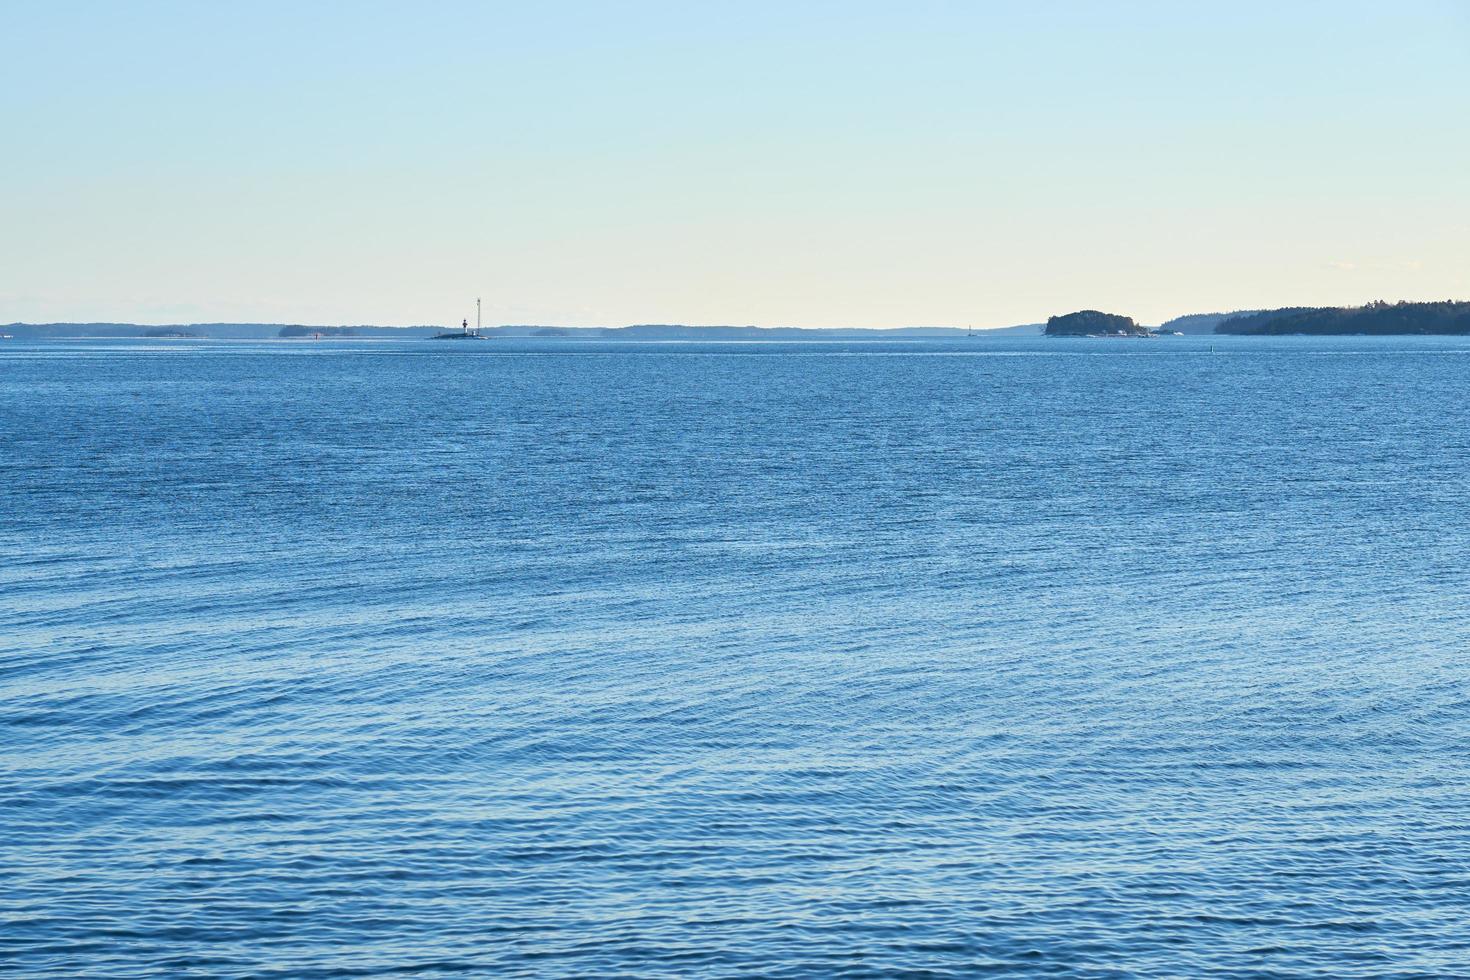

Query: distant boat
[431,298,489,340]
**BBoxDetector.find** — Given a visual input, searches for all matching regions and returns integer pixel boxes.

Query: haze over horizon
[4,1,1468,328]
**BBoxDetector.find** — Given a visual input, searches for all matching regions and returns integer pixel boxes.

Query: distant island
[1215,300,1470,335]
[1044,310,1150,337]
[0,322,437,340]
[1155,311,1263,334]
[278,325,358,338]
[141,328,202,339]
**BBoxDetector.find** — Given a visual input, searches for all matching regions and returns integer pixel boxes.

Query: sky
[2,0,1468,328]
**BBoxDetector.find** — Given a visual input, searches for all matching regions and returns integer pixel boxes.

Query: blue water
[4,336,1469,977]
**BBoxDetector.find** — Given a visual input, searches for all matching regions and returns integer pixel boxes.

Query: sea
[3,335,1468,978]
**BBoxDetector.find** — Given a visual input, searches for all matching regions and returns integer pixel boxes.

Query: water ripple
[3,337,1469,976]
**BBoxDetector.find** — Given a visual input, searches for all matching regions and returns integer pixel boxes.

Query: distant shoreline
[8,299,1469,340]
[2,322,1044,341]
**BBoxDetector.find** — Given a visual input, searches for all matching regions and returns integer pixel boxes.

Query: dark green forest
[1216,301,1470,335]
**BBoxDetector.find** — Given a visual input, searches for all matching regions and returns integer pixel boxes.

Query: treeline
[592,324,977,340]
[279,325,358,337]
[1157,311,1261,334]
[1216,301,1470,335]
[5,322,435,339]
[6,322,1034,340]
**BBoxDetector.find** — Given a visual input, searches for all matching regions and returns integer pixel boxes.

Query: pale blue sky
[3,0,1468,327]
